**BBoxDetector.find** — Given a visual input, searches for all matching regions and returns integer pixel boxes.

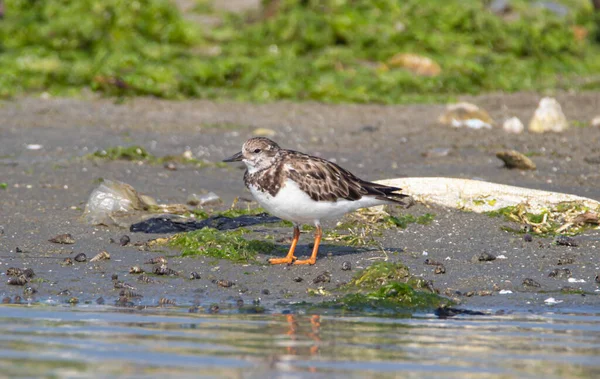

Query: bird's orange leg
[294,225,322,265]
[269,226,300,265]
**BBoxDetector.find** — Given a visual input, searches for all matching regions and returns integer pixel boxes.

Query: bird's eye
[253,148,261,153]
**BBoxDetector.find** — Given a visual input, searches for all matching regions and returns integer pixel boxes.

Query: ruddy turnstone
[223,137,408,265]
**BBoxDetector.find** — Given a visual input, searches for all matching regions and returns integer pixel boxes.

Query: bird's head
[223,137,281,173]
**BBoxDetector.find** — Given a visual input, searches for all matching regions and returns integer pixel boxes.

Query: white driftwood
[375,177,600,213]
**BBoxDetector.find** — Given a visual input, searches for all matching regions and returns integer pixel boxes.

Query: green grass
[0,183,7,190]
[1,0,600,102]
[169,228,282,263]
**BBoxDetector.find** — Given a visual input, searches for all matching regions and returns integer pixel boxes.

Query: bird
[223,137,408,265]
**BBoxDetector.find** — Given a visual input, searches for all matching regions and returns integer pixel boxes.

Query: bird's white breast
[248,178,385,225]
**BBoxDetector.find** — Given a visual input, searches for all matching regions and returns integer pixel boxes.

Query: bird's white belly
[249,179,384,224]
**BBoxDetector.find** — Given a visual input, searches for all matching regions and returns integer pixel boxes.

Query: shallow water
[0,305,598,378]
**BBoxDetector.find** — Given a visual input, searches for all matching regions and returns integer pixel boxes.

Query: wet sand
[1,93,599,312]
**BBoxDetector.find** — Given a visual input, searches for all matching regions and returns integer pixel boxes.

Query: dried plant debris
[486,203,600,236]
[49,233,76,244]
[376,179,600,233]
[90,251,110,262]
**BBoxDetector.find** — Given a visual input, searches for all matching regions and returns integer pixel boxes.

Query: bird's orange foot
[268,256,297,265]
[293,258,316,265]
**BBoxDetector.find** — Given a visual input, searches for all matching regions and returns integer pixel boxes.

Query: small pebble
[522,278,541,288]
[434,265,446,274]
[189,272,201,280]
[62,257,74,266]
[7,275,28,286]
[477,252,496,262]
[96,297,105,305]
[424,258,442,266]
[164,162,177,171]
[554,235,578,247]
[549,268,571,278]
[557,255,575,265]
[595,275,599,284]
[48,233,75,244]
[119,235,131,246]
[74,253,87,262]
[313,271,331,284]
[209,304,220,313]
[523,234,533,242]
[293,276,304,282]
[217,280,234,288]
[341,261,352,271]
[261,289,270,295]
[111,274,119,281]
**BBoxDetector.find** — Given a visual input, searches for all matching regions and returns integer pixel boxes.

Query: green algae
[169,228,281,263]
[328,282,450,314]
[386,213,436,229]
[2,0,600,102]
[304,262,451,314]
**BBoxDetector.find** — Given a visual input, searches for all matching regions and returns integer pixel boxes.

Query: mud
[1,92,599,312]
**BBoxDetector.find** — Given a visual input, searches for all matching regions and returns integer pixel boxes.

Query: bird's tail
[362,181,409,206]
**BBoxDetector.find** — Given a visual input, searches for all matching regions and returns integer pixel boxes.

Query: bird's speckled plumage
[240,137,407,204]
[223,137,408,265]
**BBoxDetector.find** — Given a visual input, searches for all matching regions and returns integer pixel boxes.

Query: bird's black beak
[223,151,243,162]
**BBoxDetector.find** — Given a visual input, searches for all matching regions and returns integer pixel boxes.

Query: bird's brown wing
[283,151,407,204]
